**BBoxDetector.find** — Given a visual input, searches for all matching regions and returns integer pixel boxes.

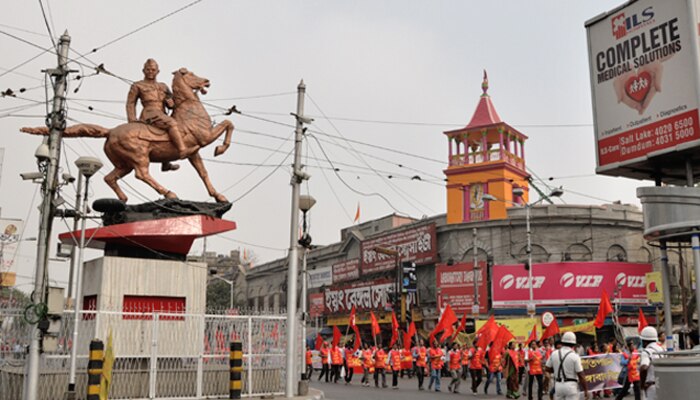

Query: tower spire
[482,69,489,96]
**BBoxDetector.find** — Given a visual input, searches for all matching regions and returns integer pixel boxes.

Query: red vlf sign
[491,262,652,307]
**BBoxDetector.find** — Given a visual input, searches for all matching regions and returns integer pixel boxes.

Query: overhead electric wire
[37,0,57,51]
[75,0,205,60]
[306,94,434,216]
[0,47,53,80]
[307,144,354,223]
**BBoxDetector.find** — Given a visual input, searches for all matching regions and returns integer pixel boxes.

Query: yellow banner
[475,317,538,343]
[646,272,663,304]
[560,320,597,337]
[100,330,115,400]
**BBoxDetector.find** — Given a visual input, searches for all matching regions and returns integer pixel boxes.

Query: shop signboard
[332,259,360,283]
[492,262,652,307]
[586,0,700,182]
[307,266,333,289]
[436,262,489,315]
[360,223,437,275]
[324,278,394,314]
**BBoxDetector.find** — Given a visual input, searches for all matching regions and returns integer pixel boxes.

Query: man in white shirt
[544,332,589,400]
[639,326,664,400]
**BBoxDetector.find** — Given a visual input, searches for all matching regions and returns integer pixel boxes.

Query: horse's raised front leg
[188,152,228,203]
[213,120,234,156]
[104,167,133,202]
[133,164,178,199]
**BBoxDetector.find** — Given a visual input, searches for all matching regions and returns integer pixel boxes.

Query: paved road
[311,374,524,400]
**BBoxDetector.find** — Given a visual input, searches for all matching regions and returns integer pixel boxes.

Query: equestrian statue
[21,59,234,203]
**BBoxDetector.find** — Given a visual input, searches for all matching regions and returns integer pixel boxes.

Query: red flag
[477,316,496,335]
[594,289,613,329]
[438,304,459,342]
[353,325,362,352]
[453,313,468,338]
[315,333,323,351]
[332,325,342,347]
[489,325,514,361]
[349,305,357,328]
[403,331,413,351]
[370,311,381,337]
[540,318,560,341]
[407,321,417,338]
[527,323,538,344]
[476,317,499,349]
[389,311,400,347]
[637,308,649,333]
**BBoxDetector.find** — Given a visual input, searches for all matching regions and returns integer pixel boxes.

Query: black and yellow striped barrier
[87,339,104,400]
[230,341,243,399]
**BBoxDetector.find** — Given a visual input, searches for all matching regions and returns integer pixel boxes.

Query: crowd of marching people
[305,325,666,400]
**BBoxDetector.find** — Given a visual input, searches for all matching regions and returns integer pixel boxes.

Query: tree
[206,280,239,311]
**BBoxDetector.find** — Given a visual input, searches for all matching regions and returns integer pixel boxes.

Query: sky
[0,0,647,293]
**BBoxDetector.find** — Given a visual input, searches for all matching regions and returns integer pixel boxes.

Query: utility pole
[25,31,72,400]
[472,228,479,313]
[66,173,83,303]
[285,80,310,398]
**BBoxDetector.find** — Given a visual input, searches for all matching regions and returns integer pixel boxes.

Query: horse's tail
[20,123,110,138]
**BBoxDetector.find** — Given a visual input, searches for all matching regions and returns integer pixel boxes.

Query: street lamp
[298,194,315,378]
[66,156,102,399]
[483,186,563,316]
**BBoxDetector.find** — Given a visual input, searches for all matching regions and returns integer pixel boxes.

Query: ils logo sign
[611,7,654,40]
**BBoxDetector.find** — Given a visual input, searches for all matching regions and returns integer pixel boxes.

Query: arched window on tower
[563,243,592,261]
[606,245,628,262]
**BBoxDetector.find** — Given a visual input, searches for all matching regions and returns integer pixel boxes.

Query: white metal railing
[0,307,295,400]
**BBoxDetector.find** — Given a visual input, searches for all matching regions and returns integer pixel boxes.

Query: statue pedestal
[58,201,237,355]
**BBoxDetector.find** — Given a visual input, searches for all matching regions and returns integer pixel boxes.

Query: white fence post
[247,316,253,397]
[196,314,204,398]
[149,313,159,399]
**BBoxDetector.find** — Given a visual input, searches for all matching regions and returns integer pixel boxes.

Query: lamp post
[298,194,315,377]
[66,156,102,399]
[483,186,563,317]
[210,272,234,310]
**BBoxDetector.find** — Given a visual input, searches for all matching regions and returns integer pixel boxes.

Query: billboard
[491,262,653,307]
[436,262,489,315]
[324,278,394,314]
[1,218,23,287]
[360,223,437,275]
[332,259,360,283]
[308,292,325,318]
[586,0,700,181]
[307,266,333,289]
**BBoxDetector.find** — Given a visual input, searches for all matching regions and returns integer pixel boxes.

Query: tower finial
[481,69,489,96]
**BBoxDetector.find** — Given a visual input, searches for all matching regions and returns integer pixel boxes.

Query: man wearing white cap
[639,326,664,400]
[544,332,589,400]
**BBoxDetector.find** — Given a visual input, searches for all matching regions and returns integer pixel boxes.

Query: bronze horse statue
[21,68,233,203]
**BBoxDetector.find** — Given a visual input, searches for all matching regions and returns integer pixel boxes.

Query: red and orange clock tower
[444,71,529,224]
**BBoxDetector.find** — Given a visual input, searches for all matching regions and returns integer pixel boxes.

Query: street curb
[306,388,324,400]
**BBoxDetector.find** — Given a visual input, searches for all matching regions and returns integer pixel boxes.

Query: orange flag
[594,289,613,329]
[353,202,361,223]
[637,308,649,333]
[370,311,381,337]
[527,323,538,344]
[439,304,459,342]
[540,317,560,341]
[389,311,400,347]
[332,325,342,347]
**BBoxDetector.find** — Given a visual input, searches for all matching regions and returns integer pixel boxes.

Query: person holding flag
[484,340,503,396]
[344,341,356,385]
[469,339,485,394]
[318,341,331,382]
[615,338,641,400]
[330,340,344,383]
[460,343,471,380]
[447,342,462,393]
[527,340,544,400]
[305,346,314,381]
[428,338,445,392]
[413,339,428,390]
[388,342,402,389]
[361,342,373,387]
[373,345,388,388]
